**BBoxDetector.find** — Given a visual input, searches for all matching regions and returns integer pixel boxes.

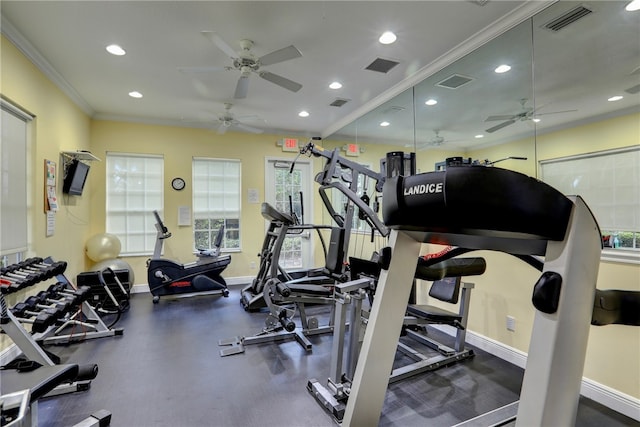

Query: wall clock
[171,177,186,191]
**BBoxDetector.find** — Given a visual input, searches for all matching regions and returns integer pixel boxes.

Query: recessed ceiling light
[298,110,310,117]
[532,118,541,123]
[425,99,438,106]
[475,134,484,139]
[379,31,397,45]
[625,0,640,11]
[128,91,143,98]
[380,121,390,127]
[329,82,342,90]
[106,44,126,56]
[494,64,511,73]
[608,95,623,102]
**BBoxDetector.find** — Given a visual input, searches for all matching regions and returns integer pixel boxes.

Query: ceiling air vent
[435,74,474,89]
[543,5,593,32]
[330,98,350,107]
[365,58,400,74]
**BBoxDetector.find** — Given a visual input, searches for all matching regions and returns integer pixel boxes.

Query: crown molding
[1,16,95,117]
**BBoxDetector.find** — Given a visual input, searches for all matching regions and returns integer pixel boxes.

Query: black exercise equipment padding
[0,364,79,402]
[429,276,462,304]
[591,289,640,326]
[416,257,486,281]
[261,202,296,225]
[382,166,574,255]
[325,227,346,275]
[532,271,563,314]
[349,256,382,280]
[284,283,333,297]
[76,363,99,381]
[406,304,463,326]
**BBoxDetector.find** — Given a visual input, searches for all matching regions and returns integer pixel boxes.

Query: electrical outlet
[250,261,256,269]
[506,315,516,332]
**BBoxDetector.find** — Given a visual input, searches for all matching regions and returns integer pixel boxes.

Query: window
[540,147,639,262]
[1,100,32,264]
[106,153,163,255]
[192,158,241,251]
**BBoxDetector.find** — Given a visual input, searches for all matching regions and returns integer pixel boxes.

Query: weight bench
[392,256,486,382]
[0,364,111,426]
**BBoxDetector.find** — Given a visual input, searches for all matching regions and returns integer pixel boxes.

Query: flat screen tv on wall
[62,159,90,196]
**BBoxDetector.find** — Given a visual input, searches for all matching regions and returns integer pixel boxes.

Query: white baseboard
[130,275,253,294]
[431,324,640,421]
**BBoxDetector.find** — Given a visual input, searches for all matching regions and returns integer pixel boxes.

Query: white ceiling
[2,1,638,150]
[331,1,640,150]
[1,1,546,139]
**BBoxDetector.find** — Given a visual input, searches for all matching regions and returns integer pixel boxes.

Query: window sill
[601,249,640,265]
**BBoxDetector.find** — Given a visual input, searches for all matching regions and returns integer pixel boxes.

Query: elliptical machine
[147,211,230,303]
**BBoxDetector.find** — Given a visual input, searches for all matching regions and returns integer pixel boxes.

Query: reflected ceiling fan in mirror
[484,98,577,133]
[184,103,264,135]
[411,130,459,150]
[180,31,303,99]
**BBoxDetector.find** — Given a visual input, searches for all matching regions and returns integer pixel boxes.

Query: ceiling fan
[185,103,264,135]
[410,130,455,150]
[484,98,577,133]
[180,31,303,99]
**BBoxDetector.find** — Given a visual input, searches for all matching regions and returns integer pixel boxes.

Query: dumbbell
[23,295,68,320]
[10,302,55,333]
[1,277,24,294]
[48,282,91,304]
[0,274,34,292]
[24,259,67,276]
[10,261,67,281]
[1,269,45,286]
[34,290,78,315]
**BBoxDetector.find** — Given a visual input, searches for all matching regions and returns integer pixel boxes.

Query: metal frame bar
[342,197,602,426]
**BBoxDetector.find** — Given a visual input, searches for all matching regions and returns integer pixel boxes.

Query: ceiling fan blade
[202,31,238,59]
[485,115,516,122]
[259,45,302,66]
[234,122,264,134]
[234,76,250,99]
[259,72,302,92]
[177,66,227,74]
[535,109,578,116]
[217,123,229,135]
[486,120,516,133]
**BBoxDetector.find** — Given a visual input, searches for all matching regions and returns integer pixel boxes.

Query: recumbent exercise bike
[147,211,230,303]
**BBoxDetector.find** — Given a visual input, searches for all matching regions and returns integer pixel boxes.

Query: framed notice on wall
[44,159,58,213]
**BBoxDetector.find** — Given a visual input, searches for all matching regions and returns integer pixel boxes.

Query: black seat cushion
[407,304,461,323]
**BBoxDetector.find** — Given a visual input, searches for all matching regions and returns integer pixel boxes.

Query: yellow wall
[1,36,92,350]
[443,112,639,397]
[2,31,639,401]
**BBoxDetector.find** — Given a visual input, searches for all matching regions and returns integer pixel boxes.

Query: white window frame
[192,157,241,252]
[106,152,164,256]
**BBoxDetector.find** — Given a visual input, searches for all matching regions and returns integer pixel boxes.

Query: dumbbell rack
[0,256,123,395]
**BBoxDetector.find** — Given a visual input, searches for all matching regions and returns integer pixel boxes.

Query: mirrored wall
[324,1,640,254]
[326,1,639,171]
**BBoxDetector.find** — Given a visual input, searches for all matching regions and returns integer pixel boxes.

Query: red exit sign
[346,143,360,157]
[281,138,299,152]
